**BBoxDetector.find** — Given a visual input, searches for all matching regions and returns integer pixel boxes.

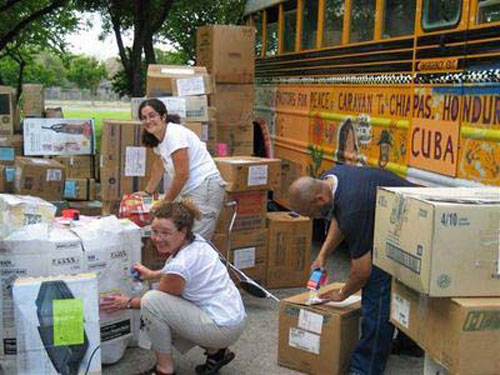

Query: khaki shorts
[177,174,225,240]
[138,290,246,354]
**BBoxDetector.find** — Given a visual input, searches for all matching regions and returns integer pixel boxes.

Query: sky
[65,12,173,61]
[65,13,124,61]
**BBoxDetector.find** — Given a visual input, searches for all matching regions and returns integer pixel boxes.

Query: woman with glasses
[138,98,225,240]
[100,200,246,375]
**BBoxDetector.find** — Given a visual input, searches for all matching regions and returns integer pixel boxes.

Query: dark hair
[138,98,167,120]
[336,119,358,163]
[139,98,182,148]
[151,200,201,241]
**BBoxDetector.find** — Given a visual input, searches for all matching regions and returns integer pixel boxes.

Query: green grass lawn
[64,109,132,152]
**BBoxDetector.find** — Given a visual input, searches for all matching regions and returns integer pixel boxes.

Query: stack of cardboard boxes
[0,84,100,211]
[196,25,255,156]
[0,86,20,192]
[99,120,157,215]
[20,116,97,206]
[373,187,500,375]
[212,156,280,285]
[212,155,314,290]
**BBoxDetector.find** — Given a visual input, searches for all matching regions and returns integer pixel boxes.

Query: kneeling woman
[101,200,246,375]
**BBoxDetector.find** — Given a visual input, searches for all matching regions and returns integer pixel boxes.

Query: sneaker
[195,348,235,375]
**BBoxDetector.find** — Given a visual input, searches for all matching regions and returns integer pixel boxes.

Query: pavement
[0,244,424,375]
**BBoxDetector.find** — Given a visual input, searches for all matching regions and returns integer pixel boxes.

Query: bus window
[252,12,263,57]
[383,0,416,38]
[301,0,319,50]
[323,0,344,47]
[266,6,279,56]
[422,0,462,30]
[283,0,298,53]
[477,0,500,24]
[350,0,376,43]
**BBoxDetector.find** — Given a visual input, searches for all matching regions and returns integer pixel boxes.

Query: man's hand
[319,288,346,302]
[311,254,325,271]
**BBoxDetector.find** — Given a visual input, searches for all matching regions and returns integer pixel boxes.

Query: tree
[0,0,79,95]
[67,55,107,102]
[81,0,173,97]
[0,0,71,52]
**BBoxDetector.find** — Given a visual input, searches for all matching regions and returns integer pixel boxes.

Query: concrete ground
[0,246,424,375]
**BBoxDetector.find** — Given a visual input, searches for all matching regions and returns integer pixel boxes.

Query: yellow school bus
[244,0,500,207]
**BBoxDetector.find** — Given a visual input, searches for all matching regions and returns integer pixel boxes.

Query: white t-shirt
[161,234,246,326]
[154,123,219,195]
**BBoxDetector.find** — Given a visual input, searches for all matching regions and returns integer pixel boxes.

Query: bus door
[410,0,468,186]
[457,0,500,186]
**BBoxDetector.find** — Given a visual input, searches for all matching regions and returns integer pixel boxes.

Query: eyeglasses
[141,112,160,122]
[151,228,178,238]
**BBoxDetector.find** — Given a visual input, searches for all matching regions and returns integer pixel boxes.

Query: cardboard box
[159,95,209,122]
[211,83,254,120]
[101,199,121,216]
[22,83,45,117]
[182,118,216,155]
[373,187,500,297]
[0,134,23,165]
[14,157,65,201]
[68,200,103,216]
[0,86,15,136]
[182,121,203,139]
[217,124,253,156]
[100,120,157,201]
[64,179,97,201]
[266,212,312,288]
[171,75,215,96]
[0,165,15,193]
[52,155,95,179]
[196,25,255,83]
[390,279,500,375]
[274,159,304,207]
[146,64,208,97]
[211,228,268,285]
[215,156,281,192]
[13,273,102,375]
[205,107,217,155]
[215,190,267,233]
[278,283,361,375]
[44,106,64,118]
[24,118,96,156]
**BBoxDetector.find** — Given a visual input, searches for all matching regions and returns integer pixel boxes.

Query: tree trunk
[16,60,25,103]
[144,36,156,65]
[107,0,173,97]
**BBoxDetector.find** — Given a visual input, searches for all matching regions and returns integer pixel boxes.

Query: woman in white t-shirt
[100,200,246,375]
[138,98,225,240]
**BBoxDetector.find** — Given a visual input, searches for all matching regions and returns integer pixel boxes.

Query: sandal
[195,348,235,375]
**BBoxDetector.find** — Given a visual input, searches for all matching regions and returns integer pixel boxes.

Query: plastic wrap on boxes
[0,216,142,364]
[0,194,56,239]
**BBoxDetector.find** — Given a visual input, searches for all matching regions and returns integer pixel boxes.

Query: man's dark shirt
[322,165,415,259]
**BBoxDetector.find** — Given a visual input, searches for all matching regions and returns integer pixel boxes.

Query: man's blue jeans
[349,266,394,375]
